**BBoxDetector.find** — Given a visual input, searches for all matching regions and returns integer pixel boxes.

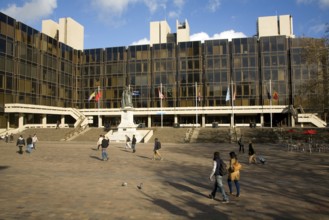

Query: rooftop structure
[257,15,294,38]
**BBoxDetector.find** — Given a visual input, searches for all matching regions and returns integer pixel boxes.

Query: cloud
[131,38,150,45]
[0,0,57,24]
[207,0,221,12]
[168,11,179,18]
[308,23,327,34]
[296,0,329,8]
[190,30,247,42]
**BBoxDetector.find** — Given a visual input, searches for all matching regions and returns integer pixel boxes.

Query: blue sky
[1,0,328,49]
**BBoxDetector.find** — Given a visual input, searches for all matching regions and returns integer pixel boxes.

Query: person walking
[101,136,109,161]
[238,136,244,153]
[26,135,33,153]
[227,151,242,197]
[125,135,131,150]
[248,141,257,164]
[5,132,9,143]
[209,151,229,203]
[152,138,162,160]
[16,135,25,154]
[97,135,104,150]
[32,134,38,150]
[131,135,137,153]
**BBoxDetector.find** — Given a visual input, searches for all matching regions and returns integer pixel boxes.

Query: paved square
[0,141,328,219]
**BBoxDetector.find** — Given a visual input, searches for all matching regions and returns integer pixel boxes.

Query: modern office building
[42,17,84,50]
[0,12,327,130]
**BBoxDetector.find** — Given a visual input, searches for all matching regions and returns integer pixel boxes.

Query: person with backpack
[227,151,241,197]
[209,151,229,203]
[152,138,162,160]
[248,140,257,164]
[101,136,110,161]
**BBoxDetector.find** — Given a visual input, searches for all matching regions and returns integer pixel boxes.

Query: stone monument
[117,87,137,132]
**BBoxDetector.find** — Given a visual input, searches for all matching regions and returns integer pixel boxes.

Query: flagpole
[98,85,100,127]
[270,79,272,128]
[161,83,163,128]
[231,80,234,128]
[195,82,198,127]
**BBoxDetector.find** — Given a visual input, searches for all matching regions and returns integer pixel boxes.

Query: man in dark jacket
[101,136,109,161]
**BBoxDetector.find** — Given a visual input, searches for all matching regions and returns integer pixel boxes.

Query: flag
[88,91,96,101]
[225,87,230,101]
[273,91,279,100]
[95,91,102,101]
[266,87,271,99]
[158,89,165,99]
[198,91,202,102]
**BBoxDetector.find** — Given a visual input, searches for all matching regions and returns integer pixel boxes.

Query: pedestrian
[56,120,60,129]
[5,132,9,143]
[238,136,244,153]
[152,138,162,160]
[26,135,33,153]
[9,133,14,143]
[209,151,229,203]
[248,140,257,164]
[131,135,137,153]
[227,151,242,197]
[125,135,131,150]
[101,136,109,161]
[16,135,25,154]
[97,135,104,150]
[32,134,38,150]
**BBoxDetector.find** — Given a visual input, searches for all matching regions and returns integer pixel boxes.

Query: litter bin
[212,122,218,128]
[249,122,256,128]
[173,123,180,128]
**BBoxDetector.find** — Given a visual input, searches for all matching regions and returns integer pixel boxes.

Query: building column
[61,115,65,126]
[98,116,103,128]
[202,114,205,128]
[230,114,234,127]
[174,115,178,124]
[148,115,151,128]
[260,114,264,127]
[42,114,47,128]
[291,115,295,127]
[18,113,24,129]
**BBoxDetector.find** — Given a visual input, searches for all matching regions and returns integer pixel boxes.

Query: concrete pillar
[18,113,24,129]
[230,114,234,127]
[42,114,47,128]
[148,115,152,128]
[202,114,205,128]
[61,115,65,127]
[174,115,178,124]
[98,116,103,128]
[291,115,295,127]
[260,114,264,127]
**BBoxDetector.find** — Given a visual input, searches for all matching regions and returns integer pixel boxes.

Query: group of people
[208,139,258,203]
[237,136,257,164]
[16,134,38,154]
[95,134,163,161]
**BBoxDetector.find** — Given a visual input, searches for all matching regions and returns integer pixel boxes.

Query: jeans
[27,144,33,153]
[211,175,229,201]
[228,179,240,196]
[101,148,108,160]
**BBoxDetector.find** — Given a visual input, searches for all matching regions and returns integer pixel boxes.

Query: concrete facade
[258,15,294,38]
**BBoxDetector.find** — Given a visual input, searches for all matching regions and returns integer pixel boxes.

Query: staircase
[289,105,327,128]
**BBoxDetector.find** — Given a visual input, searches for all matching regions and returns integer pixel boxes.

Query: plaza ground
[0,138,329,220]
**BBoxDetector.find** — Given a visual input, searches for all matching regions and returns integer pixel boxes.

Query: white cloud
[173,0,185,8]
[309,23,327,33]
[207,0,221,12]
[168,11,179,18]
[190,30,247,42]
[131,38,150,45]
[0,0,57,23]
[296,0,329,8]
[319,0,329,7]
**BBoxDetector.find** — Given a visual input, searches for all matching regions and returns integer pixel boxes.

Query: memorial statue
[121,87,133,108]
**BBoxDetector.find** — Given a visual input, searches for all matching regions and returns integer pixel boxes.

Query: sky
[0,0,329,49]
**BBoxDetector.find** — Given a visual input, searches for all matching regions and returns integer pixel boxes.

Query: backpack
[127,137,131,142]
[157,141,161,150]
[218,159,228,176]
